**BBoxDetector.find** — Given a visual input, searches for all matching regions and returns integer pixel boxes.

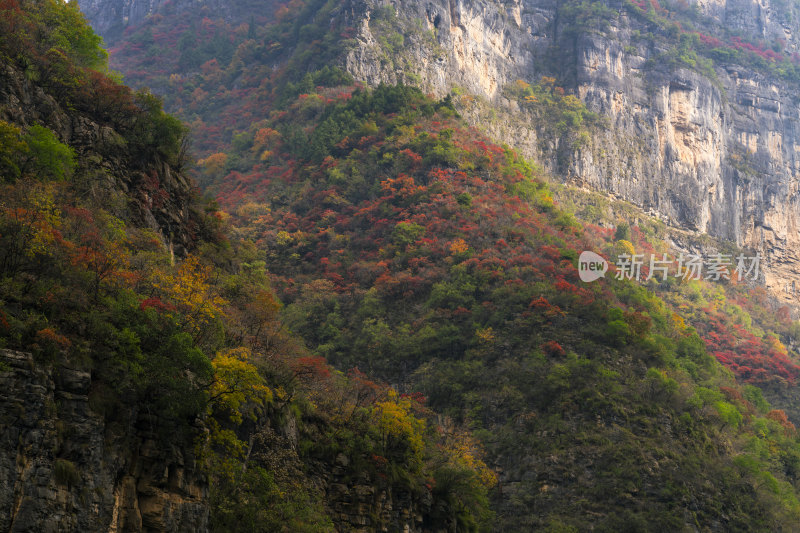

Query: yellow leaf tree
[209,346,272,424]
[374,389,425,468]
[153,254,227,343]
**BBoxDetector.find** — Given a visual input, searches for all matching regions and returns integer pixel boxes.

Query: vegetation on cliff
[0,2,494,531]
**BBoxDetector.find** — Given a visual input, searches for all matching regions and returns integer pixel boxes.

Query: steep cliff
[0,349,207,532]
[0,343,440,533]
[333,0,800,303]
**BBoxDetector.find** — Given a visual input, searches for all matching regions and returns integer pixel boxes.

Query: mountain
[335,0,800,302]
[0,1,208,529]
[87,0,800,386]
[198,80,800,529]
[0,0,797,530]
[87,0,800,303]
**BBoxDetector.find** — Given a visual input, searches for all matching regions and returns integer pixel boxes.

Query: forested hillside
[0,2,493,531]
[188,77,800,529]
[5,0,800,530]
[98,0,800,304]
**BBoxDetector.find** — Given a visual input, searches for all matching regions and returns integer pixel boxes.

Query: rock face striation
[0,349,208,532]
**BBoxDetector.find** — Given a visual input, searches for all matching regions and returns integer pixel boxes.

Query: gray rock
[0,350,208,532]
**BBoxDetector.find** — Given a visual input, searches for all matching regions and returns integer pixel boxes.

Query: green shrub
[23,125,75,181]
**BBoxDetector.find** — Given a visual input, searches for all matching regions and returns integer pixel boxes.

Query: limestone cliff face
[335,0,800,302]
[0,350,207,532]
[78,0,173,42]
[574,40,800,299]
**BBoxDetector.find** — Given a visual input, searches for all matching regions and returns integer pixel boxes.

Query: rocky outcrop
[0,61,196,257]
[573,37,800,300]
[0,345,433,532]
[321,456,429,532]
[245,420,430,533]
[0,349,207,532]
[78,0,174,43]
